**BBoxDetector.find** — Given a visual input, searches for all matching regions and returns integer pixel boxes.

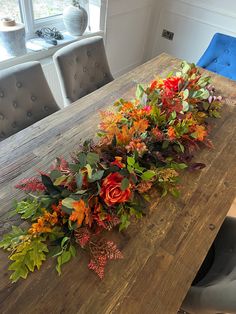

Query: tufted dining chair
[0,61,59,141]
[53,36,113,106]
[197,33,236,80]
[181,216,236,314]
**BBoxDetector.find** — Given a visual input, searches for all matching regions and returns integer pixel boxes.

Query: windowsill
[0,30,104,70]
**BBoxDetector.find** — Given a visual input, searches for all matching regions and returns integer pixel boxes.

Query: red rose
[163,77,183,92]
[100,173,131,206]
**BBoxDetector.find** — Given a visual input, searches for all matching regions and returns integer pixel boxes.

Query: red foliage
[75,228,91,248]
[15,177,46,192]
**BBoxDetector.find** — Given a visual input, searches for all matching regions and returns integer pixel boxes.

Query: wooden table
[0,53,236,314]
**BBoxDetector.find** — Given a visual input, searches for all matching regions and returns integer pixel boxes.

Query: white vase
[63,5,88,36]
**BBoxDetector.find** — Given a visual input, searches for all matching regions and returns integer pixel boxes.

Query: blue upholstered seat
[197,33,236,80]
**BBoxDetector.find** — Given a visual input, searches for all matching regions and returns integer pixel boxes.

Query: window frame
[16,0,106,39]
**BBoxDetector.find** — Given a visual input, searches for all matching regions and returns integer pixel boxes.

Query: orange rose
[100,173,131,206]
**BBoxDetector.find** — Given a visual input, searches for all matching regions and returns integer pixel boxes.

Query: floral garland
[0,62,222,282]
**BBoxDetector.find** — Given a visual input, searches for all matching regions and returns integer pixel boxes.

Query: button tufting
[90,76,95,82]
[83,66,87,72]
[16,82,22,88]
[27,111,32,117]
[227,63,231,66]
[0,91,4,97]
[87,50,91,57]
[12,122,17,128]
[74,73,77,80]
[13,101,18,108]
[44,105,49,111]
[31,95,37,101]
[0,113,4,120]
[75,57,79,63]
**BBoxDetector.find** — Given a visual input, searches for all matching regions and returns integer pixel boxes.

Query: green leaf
[171,162,188,170]
[177,141,185,153]
[170,188,180,198]
[182,101,189,112]
[54,175,67,186]
[50,170,62,181]
[28,238,48,270]
[170,111,177,120]
[68,164,81,172]
[119,213,130,231]
[141,170,156,181]
[121,178,130,191]
[203,102,210,111]
[181,61,191,74]
[62,198,75,209]
[88,170,104,183]
[69,245,76,257]
[76,172,83,189]
[162,141,169,150]
[183,89,189,100]
[8,237,48,282]
[56,251,72,275]
[85,164,92,179]
[15,198,41,220]
[127,156,135,166]
[78,153,87,168]
[136,84,145,100]
[86,152,99,165]
[0,226,26,250]
[61,236,70,248]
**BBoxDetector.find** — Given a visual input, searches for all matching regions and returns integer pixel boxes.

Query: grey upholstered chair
[0,61,59,141]
[53,36,113,106]
[181,216,236,314]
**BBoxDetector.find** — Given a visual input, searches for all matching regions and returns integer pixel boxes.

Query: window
[32,0,72,20]
[1,0,21,22]
[0,0,104,38]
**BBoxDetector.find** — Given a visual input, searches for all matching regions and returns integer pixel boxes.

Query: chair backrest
[53,36,113,106]
[0,61,59,141]
[197,33,236,80]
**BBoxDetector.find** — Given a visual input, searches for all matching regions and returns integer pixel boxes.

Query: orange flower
[116,125,134,145]
[119,102,134,113]
[132,119,149,133]
[52,200,62,213]
[149,79,163,91]
[126,139,147,156]
[167,126,176,141]
[193,125,207,141]
[111,156,125,168]
[29,218,52,234]
[100,173,132,206]
[69,200,90,227]
[152,127,164,141]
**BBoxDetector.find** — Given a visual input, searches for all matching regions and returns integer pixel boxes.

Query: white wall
[105,0,154,77]
[150,0,236,63]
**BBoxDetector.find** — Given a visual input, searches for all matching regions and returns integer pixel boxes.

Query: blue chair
[197,33,236,80]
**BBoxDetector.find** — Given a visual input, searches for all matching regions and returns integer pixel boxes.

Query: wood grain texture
[0,53,236,314]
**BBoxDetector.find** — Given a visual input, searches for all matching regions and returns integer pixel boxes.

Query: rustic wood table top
[0,53,236,314]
